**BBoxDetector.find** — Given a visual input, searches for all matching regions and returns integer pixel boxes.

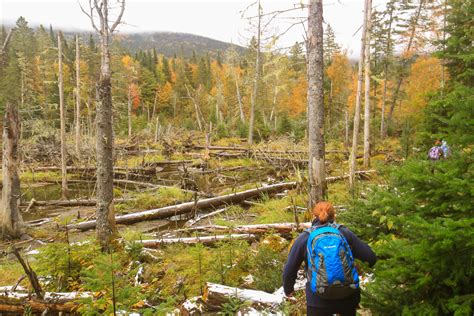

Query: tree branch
[110,0,125,33]
[78,0,100,32]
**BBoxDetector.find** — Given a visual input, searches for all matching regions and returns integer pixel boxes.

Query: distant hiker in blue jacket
[282,201,376,316]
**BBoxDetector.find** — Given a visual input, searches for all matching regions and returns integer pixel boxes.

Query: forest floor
[0,134,401,314]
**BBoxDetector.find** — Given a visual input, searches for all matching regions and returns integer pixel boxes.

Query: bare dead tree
[80,0,125,251]
[248,0,262,145]
[58,33,69,200]
[75,35,82,157]
[0,103,22,239]
[349,0,370,194]
[307,0,326,205]
[363,0,373,168]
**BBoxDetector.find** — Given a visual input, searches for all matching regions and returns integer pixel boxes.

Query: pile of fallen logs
[68,182,298,231]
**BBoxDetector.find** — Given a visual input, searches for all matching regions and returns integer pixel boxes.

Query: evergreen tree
[0,25,6,45]
[161,56,171,83]
[289,42,304,73]
[49,24,57,46]
[341,2,474,314]
[323,24,340,65]
[191,49,197,64]
[216,50,222,67]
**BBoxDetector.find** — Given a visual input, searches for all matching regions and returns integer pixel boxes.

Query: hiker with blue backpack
[282,201,376,316]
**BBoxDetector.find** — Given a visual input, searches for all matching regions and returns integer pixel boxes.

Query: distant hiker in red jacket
[282,202,376,316]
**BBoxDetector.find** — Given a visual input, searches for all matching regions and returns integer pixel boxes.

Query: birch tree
[58,33,68,200]
[307,0,326,205]
[349,0,370,193]
[80,0,125,251]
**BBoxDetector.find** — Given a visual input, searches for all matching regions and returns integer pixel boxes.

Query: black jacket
[282,220,377,308]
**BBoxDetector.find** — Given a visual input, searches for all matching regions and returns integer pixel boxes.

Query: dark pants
[307,305,357,316]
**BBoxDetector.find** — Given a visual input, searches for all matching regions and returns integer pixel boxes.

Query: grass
[0,260,24,286]
[20,171,61,183]
[116,187,192,213]
[145,240,252,302]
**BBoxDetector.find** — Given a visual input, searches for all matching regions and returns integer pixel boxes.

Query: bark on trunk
[349,0,369,193]
[75,35,81,157]
[96,2,118,250]
[344,109,349,148]
[248,0,261,145]
[0,103,22,239]
[128,83,132,138]
[236,79,245,123]
[68,182,297,230]
[363,0,372,168]
[0,291,91,313]
[58,34,69,200]
[307,0,326,206]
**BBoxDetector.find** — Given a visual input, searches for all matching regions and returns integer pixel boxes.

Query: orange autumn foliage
[281,74,307,117]
[400,56,442,118]
[130,83,140,110]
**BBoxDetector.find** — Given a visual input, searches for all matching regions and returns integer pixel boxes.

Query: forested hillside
[0,0,472,315]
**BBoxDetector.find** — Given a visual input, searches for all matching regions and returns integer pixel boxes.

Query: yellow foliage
[400,56,442,118]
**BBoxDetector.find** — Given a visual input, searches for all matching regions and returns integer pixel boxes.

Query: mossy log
[68,182,297,231]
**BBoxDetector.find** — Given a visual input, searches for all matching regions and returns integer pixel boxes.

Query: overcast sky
[0,0,388,57]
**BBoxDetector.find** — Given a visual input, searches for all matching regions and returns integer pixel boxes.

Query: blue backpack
[306,223,359,299]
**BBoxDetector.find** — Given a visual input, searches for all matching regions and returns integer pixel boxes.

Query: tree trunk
[235,79,245,123]
[349,0,369,193]
[380,4,393,139]
[128,83,132,138]
[75,35,81,157]
[363,0,372,168]
[248,0,261,145]
[96,0,118,251]
[58,34,69,200]
[307,0,326,206]
[387,0,424,130]
[0,103,22,239]
[344,109,349,148]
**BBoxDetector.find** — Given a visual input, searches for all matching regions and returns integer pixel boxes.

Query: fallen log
[0,291,92,313]
[177,222,312,235]
[203,279,306,312]
[193,145,249,152]
[184,207,228,227]
[68,182,297,231]
[326,170,376,183]
[20,198,131,207]
[138,234,255,247]
[204,282,282,309]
